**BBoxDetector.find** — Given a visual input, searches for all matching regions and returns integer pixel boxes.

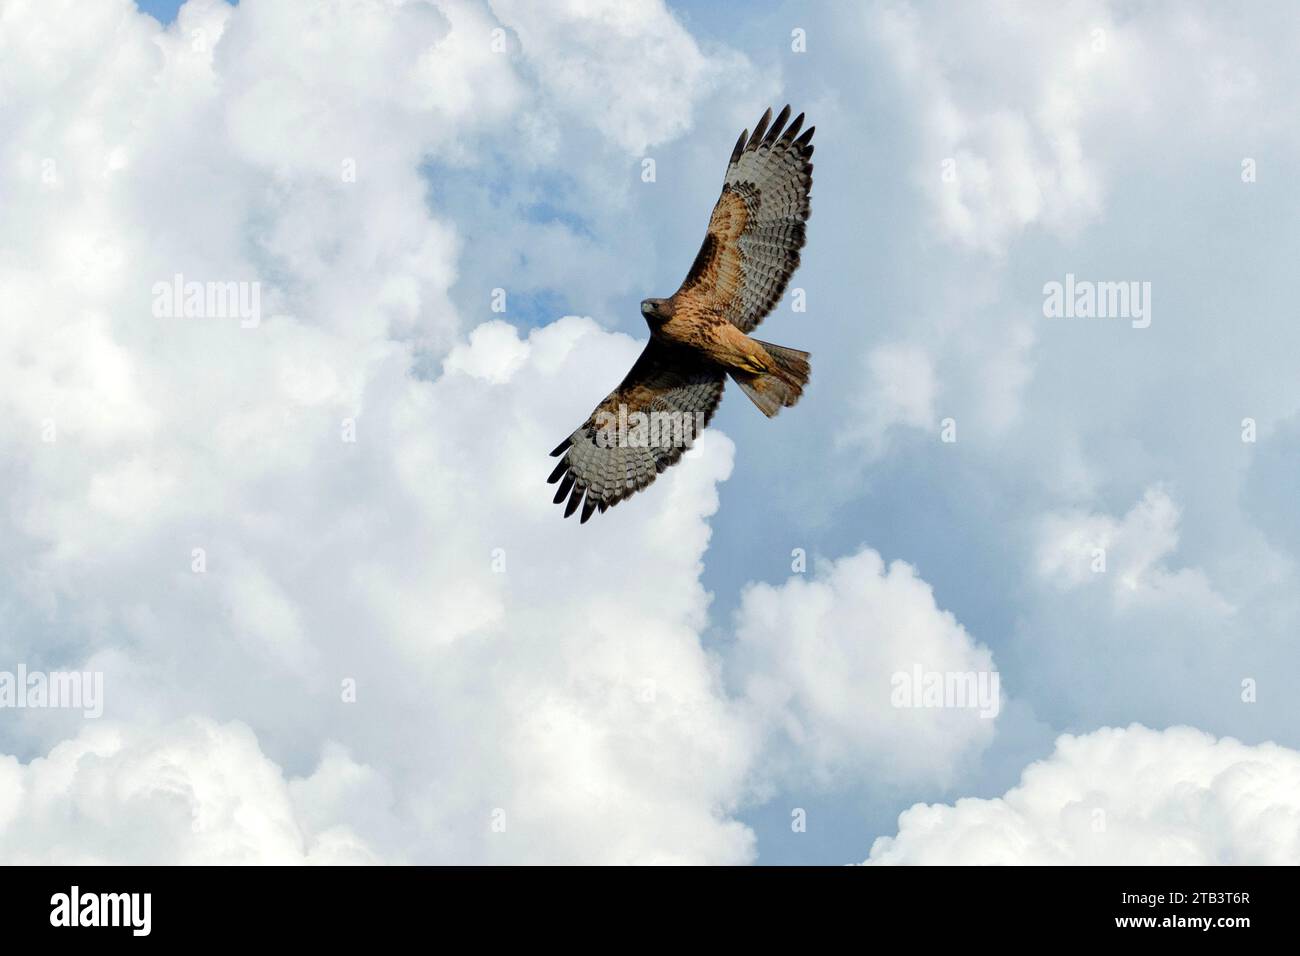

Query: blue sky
[0,0,1294,864]
[136,0,190,23]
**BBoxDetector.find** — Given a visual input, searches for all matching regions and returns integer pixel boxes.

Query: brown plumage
[548,105,815,522]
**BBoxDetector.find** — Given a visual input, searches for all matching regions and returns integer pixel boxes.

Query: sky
[0,0,1297,864]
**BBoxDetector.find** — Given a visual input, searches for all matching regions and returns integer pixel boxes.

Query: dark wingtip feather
[781,112,804,142]
[764,105,791,145]
[550,438,571,457]
[564,486,583,519]
[795,125,815,147]
[547,459,568,484]
[748,107,772,148]
[729,129,746,165]
[553,473,575,504]
[580,497,598,523]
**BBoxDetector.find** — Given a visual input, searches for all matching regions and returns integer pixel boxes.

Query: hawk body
[549,105,815,522]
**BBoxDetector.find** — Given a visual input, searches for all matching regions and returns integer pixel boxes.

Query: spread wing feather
[674,105,814,332]
[547,340,724,523]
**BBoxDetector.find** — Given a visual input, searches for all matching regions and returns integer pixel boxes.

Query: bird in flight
[548,105,815,523]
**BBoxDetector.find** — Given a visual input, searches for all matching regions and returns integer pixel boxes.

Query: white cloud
[1036,486,1232,612]
[490,0,749,155]
[730,548,999,790]
[872,4,1100,254]
[870,0,1300,262]
[443,319,531,383]
[2,297,766,862]
[0,717,383,864]
[0,0,775,864]
[866,724,1300,864]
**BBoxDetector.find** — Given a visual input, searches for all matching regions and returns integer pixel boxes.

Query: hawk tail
[730,341,810,418]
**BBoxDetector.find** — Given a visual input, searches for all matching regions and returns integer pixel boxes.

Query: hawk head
[640,297,673,326]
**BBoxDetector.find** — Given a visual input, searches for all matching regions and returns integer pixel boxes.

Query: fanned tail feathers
[731,340,810,417]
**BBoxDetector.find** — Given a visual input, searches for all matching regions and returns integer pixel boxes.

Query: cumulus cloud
[731,548,999,790]
[866,724,1300,864]
[3,296,764,862]
[0,717,383,864]
[0,0,772,864]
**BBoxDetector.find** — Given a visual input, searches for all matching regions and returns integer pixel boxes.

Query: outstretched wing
[547,340,724,523]
[674,105,814,332]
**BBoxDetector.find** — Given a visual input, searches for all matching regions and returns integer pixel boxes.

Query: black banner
[0,865,1285,943]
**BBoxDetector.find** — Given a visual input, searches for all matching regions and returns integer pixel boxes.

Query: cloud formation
[866,724,1300,865]
[732,548,999,790]
[0,717,383,865]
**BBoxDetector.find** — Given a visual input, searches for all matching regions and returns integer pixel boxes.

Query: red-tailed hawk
[548,105,815,522]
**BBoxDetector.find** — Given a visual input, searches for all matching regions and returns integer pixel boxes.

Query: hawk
[548,105,815,523]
